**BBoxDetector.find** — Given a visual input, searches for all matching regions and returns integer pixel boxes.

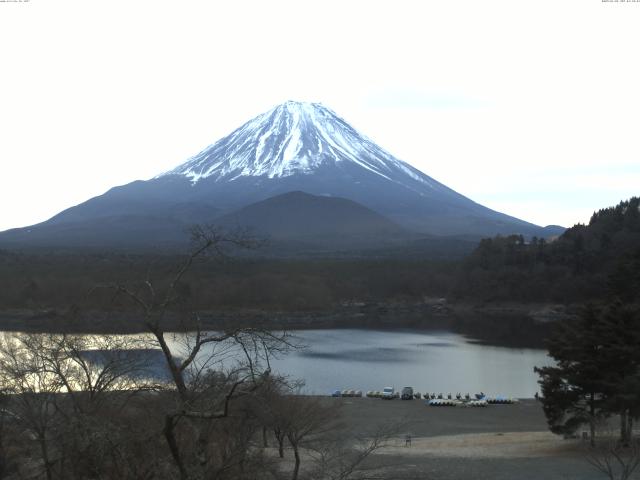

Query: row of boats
[332,389,519,405]
[426,397,520,406]
[428,399,488,407]
[332,390,364,397]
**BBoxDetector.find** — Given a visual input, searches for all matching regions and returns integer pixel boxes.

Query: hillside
[457,197,640,303]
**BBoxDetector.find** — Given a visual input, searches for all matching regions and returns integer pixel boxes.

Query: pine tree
[536,302,640,446]
[535,306,609,446]
[598,302,640,445]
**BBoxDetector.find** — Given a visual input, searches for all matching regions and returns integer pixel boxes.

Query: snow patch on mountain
[158,101,436,189]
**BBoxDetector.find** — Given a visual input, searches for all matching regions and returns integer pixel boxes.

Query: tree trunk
[290,442,300,480]
[164,415,189,480]
[628,415,634,442]
[196,425,209,472]
[38,436,53,480]
[262,426,268,448]
[621,410,629,446]
[153,330,188,399]
[589,393,596,448]
[274,429,285,458]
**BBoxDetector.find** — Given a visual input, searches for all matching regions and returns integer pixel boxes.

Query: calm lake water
[4,328,551,399]
[266,329,552,398]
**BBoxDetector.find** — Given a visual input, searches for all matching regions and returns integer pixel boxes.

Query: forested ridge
[0,198,637,320]
[530,198,640,454]
[458,197,640,304]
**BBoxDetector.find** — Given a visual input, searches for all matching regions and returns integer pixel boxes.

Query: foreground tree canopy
[0,226,398,480]
[535,301,640,446]
[535,199,640,446]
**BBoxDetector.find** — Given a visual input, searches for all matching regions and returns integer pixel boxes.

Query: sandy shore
[379,431,580,458]
[323,398,606,479]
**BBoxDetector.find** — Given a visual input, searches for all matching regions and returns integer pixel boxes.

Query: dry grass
[377,431,583,459]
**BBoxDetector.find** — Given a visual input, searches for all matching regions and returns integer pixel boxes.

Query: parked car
[401,387,414,400]
[382,386,395,399]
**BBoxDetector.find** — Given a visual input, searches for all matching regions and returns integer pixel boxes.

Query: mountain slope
[217,191,407,241]
[0,101,563,250]
[152,100,546,236]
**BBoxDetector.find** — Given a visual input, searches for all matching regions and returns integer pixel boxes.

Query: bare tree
[0,333,65,480]
[0,400,17,479]
[259,388,404,480]
[98,225,294,480]
[288,399,335,480]
[0,226,297,479]
[586,441,640,480]
[307,419,405,480]
[585,422,640,480]
[0,332,155,479]
[253,375,302,459]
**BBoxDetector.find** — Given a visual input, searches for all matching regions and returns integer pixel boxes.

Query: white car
[382,386,395,399]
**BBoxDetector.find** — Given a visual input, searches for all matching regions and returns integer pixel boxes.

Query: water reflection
[0,329,552,398]
[299,347,410,362]
[266,330,553,398]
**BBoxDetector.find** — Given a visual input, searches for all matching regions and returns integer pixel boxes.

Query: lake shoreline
[333,397,601,479]
[0,301,575,348]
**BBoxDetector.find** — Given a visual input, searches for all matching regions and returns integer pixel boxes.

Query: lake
[0,328,552,399]
[265,329,552,398]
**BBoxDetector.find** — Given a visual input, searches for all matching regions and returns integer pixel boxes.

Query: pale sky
[1,0,639,232]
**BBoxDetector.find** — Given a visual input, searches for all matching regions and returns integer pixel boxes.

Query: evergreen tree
[598,302,640,445]
[535,306,609,446]
[536,302,640,445]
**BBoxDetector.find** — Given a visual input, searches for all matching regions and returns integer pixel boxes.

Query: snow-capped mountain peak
[158,100,432,188]
[0,101,555,248]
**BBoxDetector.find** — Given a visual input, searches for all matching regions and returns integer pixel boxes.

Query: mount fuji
[0,101,563,251]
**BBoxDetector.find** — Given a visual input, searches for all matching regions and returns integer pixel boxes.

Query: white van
[382,386,395,399]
